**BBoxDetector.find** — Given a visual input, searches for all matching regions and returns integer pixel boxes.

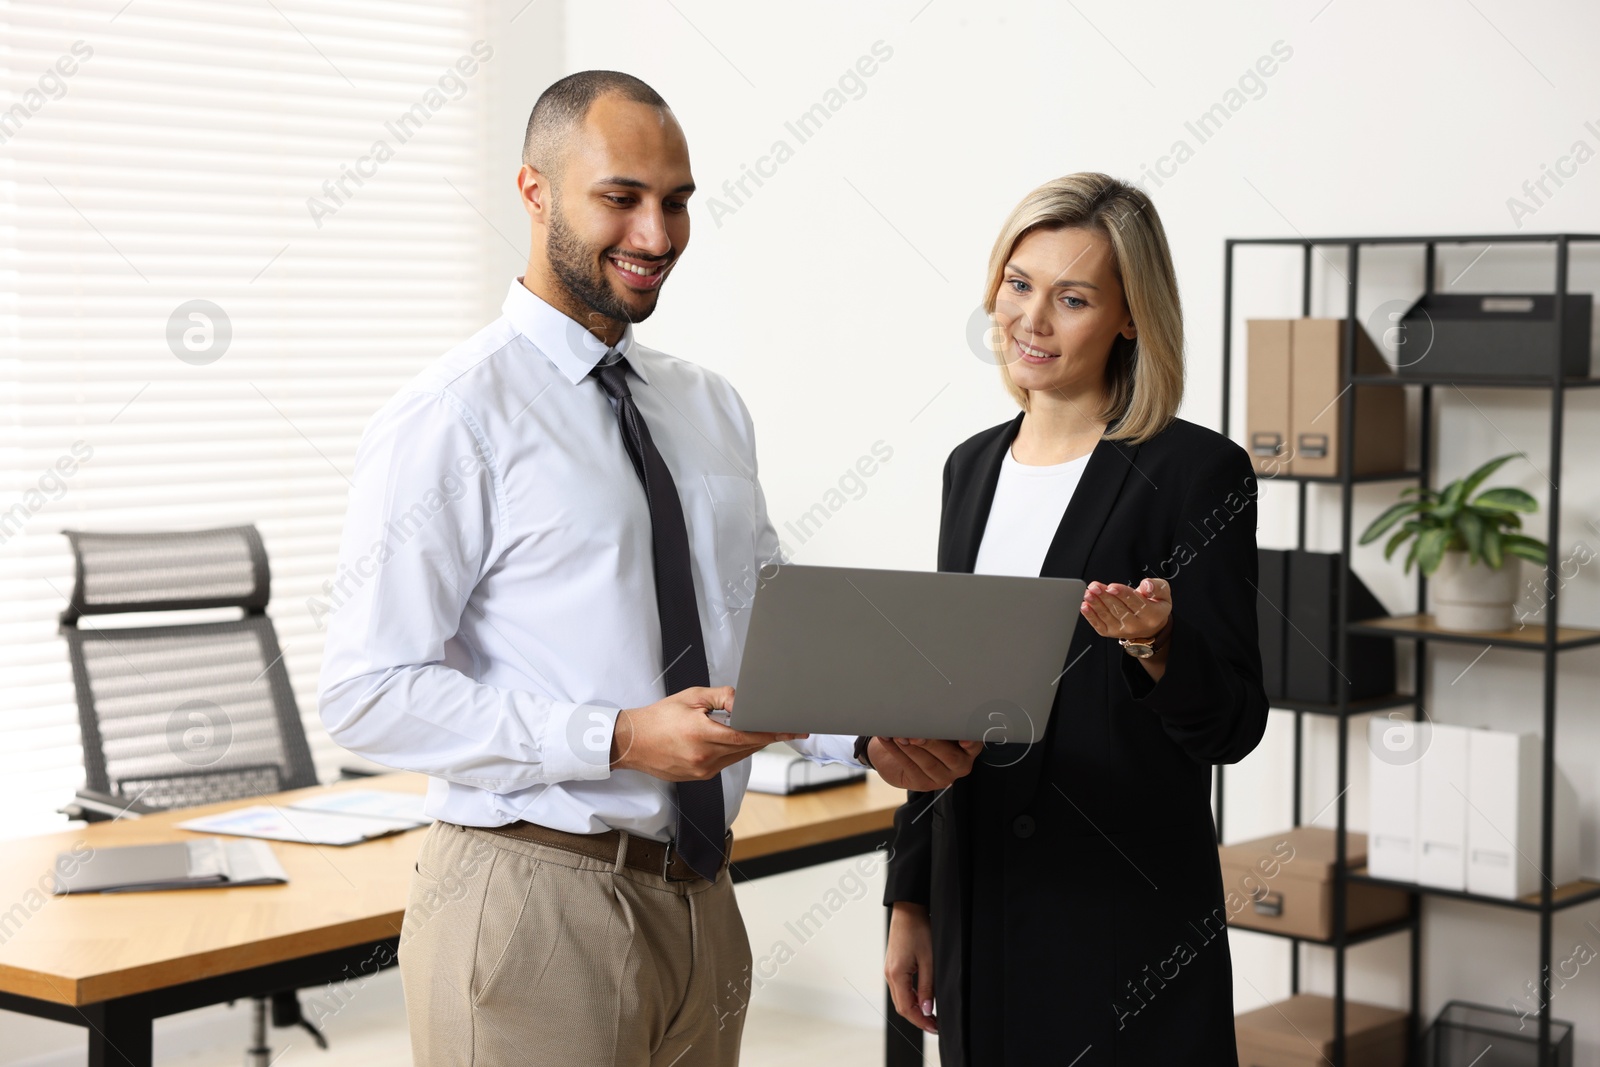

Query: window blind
[1,0,496,835]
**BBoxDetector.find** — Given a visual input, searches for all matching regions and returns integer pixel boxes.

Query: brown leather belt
[481,820,732,882]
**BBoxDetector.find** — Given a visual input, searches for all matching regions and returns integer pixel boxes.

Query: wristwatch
[1120,617,1173,659]
[853,734,875,769]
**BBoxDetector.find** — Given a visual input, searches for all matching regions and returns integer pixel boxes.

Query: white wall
[541,0,1600,1058]
[8,1,1597,1063]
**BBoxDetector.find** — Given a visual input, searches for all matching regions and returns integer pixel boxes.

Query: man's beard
[546,197,664,334]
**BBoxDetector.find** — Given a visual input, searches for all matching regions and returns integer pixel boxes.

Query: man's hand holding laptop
[612,684,981,791]
[609,685,805,781]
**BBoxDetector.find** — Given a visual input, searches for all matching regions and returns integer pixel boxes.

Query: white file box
[1465,729,1578,899]
[1416,723,1469,890]
[1367,717,1421,883]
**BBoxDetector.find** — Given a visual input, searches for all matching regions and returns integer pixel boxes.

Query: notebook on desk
[287,789,430,825]
[176,804,421,846]
[54,838,288,894]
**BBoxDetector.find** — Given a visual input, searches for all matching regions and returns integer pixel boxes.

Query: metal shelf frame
[1215,232,1599,1067]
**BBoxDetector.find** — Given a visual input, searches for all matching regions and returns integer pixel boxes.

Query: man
[318,70,979,1066]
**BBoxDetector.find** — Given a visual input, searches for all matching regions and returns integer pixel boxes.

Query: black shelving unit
[1216,232,1600,1067]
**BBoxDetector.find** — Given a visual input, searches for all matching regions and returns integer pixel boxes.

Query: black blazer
[883,412,1269,1067]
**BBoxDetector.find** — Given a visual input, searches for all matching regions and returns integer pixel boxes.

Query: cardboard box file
[1283,550,1395,705]
[1247,319,1293,474]
[1245,318,1408,478]
[1367,717,1420,883]
[1288,319,1408,477]
[1465,729,1578,899]
[1237,994,1407,1067]
[1417,723,1469,890]
[1218,827,1409,941]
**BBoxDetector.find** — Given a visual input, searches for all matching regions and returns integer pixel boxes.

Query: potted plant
[1359,452,1548,631]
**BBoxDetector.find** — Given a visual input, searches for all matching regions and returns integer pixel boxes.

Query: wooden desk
[0,772,919,1066]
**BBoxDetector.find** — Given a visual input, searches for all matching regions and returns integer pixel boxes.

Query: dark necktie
[591,353,726,881]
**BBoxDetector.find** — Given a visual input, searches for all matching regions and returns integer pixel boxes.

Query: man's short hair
[522,71,669,181]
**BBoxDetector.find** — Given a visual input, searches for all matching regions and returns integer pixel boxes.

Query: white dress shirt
[972,445,1090,577]
[318,279,860,841]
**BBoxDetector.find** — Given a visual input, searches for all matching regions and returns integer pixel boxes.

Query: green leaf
[1472,487,1538,513]
[1503,543,1546,566]
[1469,505,1523,531]
[1416,526,1452,576]
[1384,521,1423,561]
[1440,478,1468,512]
[1457,509,1485,565]
[1360,500,1426,544]
[1403,534,1420,575]
[1483,526,1503,569]
[1399,486,1440,500]
[1501,534,1548,567]
[1460,452,1524,499]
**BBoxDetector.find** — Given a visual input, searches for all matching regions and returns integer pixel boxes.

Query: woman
[873,173,1268,1065]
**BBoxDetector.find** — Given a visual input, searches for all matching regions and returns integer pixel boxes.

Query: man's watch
[1120,617,1173,659]
[853,734,875,769]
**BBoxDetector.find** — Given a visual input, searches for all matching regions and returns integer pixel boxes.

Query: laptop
[726,563,1084,744]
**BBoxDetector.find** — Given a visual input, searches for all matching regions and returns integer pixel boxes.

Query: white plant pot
[1430,548,1518,631]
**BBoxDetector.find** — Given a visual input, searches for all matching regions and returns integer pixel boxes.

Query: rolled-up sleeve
[1118,444,1269,766]
[317,390,619,790]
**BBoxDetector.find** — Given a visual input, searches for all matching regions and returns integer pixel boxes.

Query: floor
[164,1008,938,1066]
[141,983,943,1067]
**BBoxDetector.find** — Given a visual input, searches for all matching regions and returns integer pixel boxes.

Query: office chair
[57,525,331,1064]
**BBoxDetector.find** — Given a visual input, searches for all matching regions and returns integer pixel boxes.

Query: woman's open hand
[1080,577,1172,642]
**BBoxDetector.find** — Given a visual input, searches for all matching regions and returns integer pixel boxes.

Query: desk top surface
[0,771,905,1006]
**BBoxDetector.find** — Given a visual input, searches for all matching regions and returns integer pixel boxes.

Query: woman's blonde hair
[983,172,1183,444]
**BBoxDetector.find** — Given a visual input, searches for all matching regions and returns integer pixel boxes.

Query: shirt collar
[503,278,647,386]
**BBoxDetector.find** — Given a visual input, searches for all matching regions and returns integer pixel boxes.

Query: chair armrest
[60,788,159,823]
[337,765,382,779]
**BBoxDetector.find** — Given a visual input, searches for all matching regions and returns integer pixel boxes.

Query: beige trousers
[398,821,753,1067]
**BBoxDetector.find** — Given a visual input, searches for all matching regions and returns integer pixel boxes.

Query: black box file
[1257,548,1289,701]
[1396,292,1593,379]
[1284,550,1395,704]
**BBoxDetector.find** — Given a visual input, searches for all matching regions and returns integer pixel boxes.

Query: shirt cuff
[539,700,621,782]
[787,732,867,768]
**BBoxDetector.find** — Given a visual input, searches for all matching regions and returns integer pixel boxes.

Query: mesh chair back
[60,526,270,625]
[59,527,318,809]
